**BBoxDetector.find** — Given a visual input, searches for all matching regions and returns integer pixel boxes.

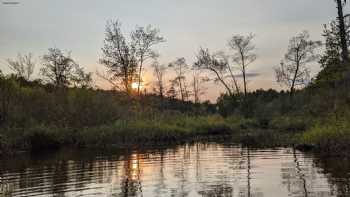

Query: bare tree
[131,25,165,95]
[99,20,138,94]
[228,34,256,97]
[7,53,35,80]
[169,57,190,101]
[151,61,167,97]
[335,0,349,62]
[194,48,240,97]
[274,31,321,97]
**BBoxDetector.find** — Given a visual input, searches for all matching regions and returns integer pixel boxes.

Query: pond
[0,142,349,197]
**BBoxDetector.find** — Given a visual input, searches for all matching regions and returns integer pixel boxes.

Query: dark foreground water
[0,142,349,197]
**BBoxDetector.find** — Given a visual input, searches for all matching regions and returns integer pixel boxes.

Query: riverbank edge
[0,115,346,157]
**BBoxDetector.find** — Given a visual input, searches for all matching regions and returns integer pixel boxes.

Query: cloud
[234,72,260,78]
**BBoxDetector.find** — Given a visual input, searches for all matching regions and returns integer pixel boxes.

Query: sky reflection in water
[0,142,348,197]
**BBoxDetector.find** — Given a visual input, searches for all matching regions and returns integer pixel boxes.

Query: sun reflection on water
[0,143,348,197]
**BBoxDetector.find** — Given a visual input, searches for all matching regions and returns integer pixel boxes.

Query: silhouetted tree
[335,0,349,62]
[100,20,138,94]
[7,53,35,80]
[228,34,256,97]
[151,60,167,97]
[41,48,90,88]
[131,25,165,95]
[71,66,93,88]
[169,57,190,101]
[194,48,240,97]
[319,21,345,68]
[314,19,350,88]
[275,31,321,97]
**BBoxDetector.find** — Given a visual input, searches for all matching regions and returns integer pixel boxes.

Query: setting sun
[132,82,143,90]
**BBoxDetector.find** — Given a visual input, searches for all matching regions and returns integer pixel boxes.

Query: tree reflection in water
[0,143,349,197]
[293,148,308,197]
[120,153,143,197]
[312,154,350,197]
[280,148,336,197]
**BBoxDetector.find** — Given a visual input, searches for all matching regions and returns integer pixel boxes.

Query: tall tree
[315,20,350,86]
[100,20,138,94]
[319,21,344,68]
[228,34,256,97]
[335,0,349,62]
[274,31,321,97]
[41,48,90,88]
[131,25,165,95]
[194,48,240,97]
[7,53,35,80]
[169,57,190,101]
[151,60,167,97]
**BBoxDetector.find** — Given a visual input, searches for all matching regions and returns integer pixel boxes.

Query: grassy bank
[2,111,349,156]
[0,114,309,154]
[301,115,350,155]
[0,115,234,153]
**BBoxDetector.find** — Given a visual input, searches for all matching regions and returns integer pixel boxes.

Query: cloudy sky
[0,0,347,101]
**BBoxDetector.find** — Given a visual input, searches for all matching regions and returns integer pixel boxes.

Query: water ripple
[0,142,348,197]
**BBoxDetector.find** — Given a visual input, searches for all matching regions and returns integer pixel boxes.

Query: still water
[0,142,349,197]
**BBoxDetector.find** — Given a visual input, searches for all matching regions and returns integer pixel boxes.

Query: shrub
[270,116,308,132]
[301,119,350,154]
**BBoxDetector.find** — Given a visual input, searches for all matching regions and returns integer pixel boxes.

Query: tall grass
[301,117,350,154]
[0,115,235,152]
[269,116,309,132]
[77,115,233,147]
[1,114,310,153]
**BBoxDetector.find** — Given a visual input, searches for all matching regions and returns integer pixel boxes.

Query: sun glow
[132,82,143,90]
[132,82,139,89]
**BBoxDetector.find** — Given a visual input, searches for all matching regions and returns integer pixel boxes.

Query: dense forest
[1,0,350,156]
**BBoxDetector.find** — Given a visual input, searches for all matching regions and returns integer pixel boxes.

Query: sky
[0,0,347,101]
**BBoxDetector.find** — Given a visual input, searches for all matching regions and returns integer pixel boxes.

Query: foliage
[40,48,92,88]
[99,20,164,95]
[301,115,350,154]
[0,75,221,152]
[7,53,35,80]
[318,21,346,68]
[99,20,138,93]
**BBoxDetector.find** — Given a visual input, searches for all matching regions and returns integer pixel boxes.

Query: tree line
[1,0,349,107]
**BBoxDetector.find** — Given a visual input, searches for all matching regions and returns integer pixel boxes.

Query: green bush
[301,118,350,153]
[270,116,308,131]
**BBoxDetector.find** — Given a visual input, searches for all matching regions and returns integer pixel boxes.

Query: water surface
[0,142,349,197]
